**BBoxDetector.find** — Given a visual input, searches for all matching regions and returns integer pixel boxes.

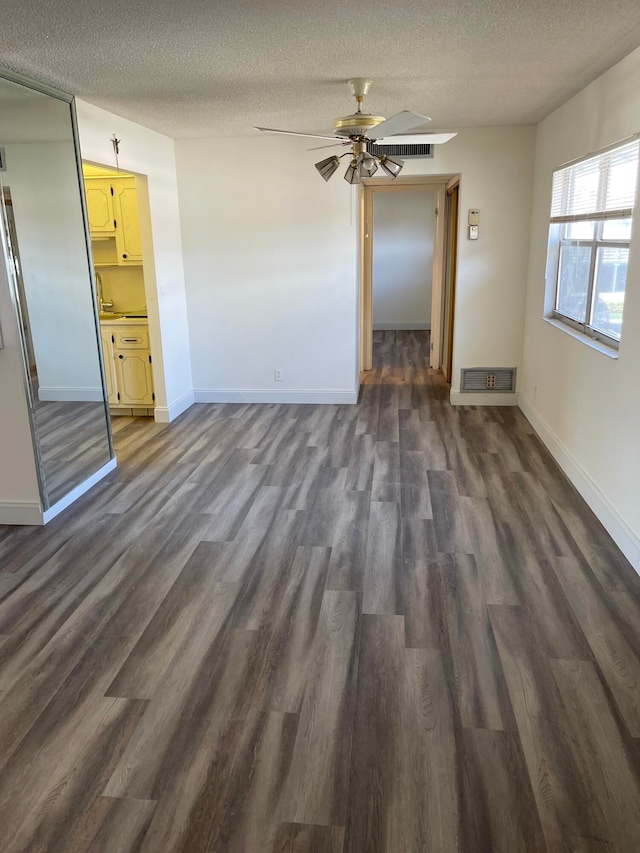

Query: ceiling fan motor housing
[333,113,385,138]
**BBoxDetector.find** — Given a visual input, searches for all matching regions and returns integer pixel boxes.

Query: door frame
[360,174,457,372]
[82,160,165,418]
[441,178,460,383]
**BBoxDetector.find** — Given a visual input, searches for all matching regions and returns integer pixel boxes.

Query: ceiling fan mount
[333,78,388,139]
[254,79,457,184]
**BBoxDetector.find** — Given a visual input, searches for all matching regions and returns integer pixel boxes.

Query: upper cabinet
[113,180,142,264]
[85,180,115,236]
[84,175,142,266]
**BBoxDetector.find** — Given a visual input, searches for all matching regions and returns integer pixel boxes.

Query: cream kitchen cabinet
[85,176,143,266]
[100,325,118,405]
[112,179,143,264]
[85,179,115,236]
[100,320,155,410]
[115,350,154,405]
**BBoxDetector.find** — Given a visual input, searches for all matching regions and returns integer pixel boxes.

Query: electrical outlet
[274,369,283,381]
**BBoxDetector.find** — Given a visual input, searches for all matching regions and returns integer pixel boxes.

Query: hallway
[0,330,639,851]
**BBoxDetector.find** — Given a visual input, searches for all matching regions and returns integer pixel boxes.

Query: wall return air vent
[366,141,434,159]
[460,367,517,393]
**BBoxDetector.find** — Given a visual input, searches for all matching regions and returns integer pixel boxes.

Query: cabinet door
[113,179,143,264]
[85,180,115,235]
[115,350,154,405]
[99,326,119,405]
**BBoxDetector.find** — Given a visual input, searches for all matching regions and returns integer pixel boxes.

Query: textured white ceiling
[1,0,639,139]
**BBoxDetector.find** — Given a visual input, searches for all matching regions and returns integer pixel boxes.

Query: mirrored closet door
[0,73,113,509]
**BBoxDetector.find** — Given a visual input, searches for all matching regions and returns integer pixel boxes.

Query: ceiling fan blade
[370,132,458,146]
[307,142,350,151]
[365,111,431,139]
[254,126,339,141]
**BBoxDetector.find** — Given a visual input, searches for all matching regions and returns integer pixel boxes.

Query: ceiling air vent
[366,141,433,160]
[460,367,517,393]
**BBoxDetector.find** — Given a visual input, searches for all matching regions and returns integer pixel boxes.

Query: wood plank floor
[1,329,640,852]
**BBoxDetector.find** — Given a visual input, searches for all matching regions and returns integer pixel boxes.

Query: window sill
[543,317,619,359]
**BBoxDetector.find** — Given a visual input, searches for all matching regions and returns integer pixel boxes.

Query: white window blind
[550,137,640,223]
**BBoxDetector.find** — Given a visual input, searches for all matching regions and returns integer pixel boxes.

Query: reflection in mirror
[0,76,112,509]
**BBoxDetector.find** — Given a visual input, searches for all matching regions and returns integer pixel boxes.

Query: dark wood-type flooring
[1,330,640,852]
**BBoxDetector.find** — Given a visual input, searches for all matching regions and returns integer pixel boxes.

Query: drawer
[113,326,149,350]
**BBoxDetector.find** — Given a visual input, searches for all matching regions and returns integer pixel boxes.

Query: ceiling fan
[254,78,457,184]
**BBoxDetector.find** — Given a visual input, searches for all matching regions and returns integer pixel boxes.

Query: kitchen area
[83,163,155,416]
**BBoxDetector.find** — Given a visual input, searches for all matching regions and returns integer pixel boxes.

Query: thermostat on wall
[468,208,479,239]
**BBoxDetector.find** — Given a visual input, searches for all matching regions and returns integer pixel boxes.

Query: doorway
[372,189,436,334]
[82,162,160,419]
[360,174,459,375]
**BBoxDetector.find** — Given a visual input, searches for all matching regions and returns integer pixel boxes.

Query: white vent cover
[366,141,433,159]
[460,367,517,393]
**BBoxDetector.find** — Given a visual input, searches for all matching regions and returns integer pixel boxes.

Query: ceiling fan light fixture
[379,154,404,179]
[359,153,379,178]
[344,158,361,185]
[315,155,340,181]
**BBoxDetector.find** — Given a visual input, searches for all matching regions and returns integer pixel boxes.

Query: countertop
[99,315,148,325]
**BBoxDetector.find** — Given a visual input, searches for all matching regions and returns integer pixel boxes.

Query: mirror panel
[0,75,113,509]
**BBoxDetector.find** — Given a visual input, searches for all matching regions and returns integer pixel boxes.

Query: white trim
[373,322,431,330]
[0,500,43,525]
[519,394,640,573]
[37,386,104,402]
[154,389,195,423]
[42,457,117,524]
[450,390,520,407]
[194,389,358,405]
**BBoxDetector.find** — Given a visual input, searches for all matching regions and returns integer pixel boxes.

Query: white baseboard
[450,390,520,407]
[154,390,195,423]
[0,500,43,525]
[38,386,104,403]
[194,389,359,405]
[42,457,117,524]
[519,394,640,573]
[373,322,431,330]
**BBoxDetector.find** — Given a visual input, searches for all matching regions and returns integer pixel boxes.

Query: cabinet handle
[122,253,127,258]
[119,354,124,360]
[122,338,138,342]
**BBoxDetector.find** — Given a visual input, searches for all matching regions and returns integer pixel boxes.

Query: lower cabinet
[115,350,154,405]
[100,322,155,410]
[100,326,119,405]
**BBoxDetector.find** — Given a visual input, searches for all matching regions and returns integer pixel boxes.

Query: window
[546,136,639,347]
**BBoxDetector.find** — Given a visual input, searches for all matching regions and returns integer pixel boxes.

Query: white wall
[520,46,640,569]
[175,135,359,403]
[75,100,194,420]
[4,141,103,400]
[175,128,533,401]
[397,129,536,394]
[372,190,435,329]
